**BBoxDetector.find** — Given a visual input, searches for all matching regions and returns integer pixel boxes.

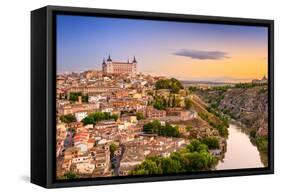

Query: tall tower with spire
[102,58,106,72]
[132,56,137,74]
[107,54,112,64]
[105,54,113,73]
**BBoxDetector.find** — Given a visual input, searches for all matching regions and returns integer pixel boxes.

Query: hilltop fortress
[102,55,137,75]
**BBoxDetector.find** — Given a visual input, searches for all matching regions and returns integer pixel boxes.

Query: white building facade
[102,55,137,75]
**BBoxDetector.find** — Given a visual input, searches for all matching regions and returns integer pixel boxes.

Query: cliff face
[195,86,268,137]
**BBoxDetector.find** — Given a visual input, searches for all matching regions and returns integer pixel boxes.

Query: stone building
[102,55,137,75]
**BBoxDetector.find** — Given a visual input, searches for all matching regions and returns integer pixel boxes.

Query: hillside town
[56,55,267,179]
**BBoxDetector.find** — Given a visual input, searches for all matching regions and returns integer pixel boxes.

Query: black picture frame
[31,5,274,188]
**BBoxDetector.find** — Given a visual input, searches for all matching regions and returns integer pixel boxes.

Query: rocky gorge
[193,84,269,166]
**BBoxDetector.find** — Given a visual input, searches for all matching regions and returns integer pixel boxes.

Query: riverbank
[216,123,264,170]
[229,120,268,167]
[193,85,268,167]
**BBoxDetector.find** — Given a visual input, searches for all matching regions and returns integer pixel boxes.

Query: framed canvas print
[31,5,274,188]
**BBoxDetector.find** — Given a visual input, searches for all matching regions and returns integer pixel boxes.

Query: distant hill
[181,80,230,84]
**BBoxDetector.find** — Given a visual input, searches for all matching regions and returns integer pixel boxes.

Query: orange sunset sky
[57,15,268,82]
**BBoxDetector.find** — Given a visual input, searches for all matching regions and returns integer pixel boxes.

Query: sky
[57,14,268,82]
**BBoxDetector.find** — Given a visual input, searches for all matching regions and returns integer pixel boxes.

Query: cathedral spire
[107,54,112,62]
[132,56,137,63]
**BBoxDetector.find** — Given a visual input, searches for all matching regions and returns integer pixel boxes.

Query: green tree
[130,140,217,175]
[188,86,199,92]
[201,137,220,149]
[175,97,181,107]
[215,124,229,137]
[161,158,182,174]
[160,123,180,137]
[69,92,88,102]
[143,120,180,137]
[167,96,171,107]
[69,92,82,102]
[185,152,215,171]
[82,95,88,102]
[60,114,76,124]
[110,143,118,156]
[82,112,118,126]
[143,120,161,134]
[184,98,192,110]
[172,95,176,107]
[250,130,257,139]
[111,114,118,121]
[155,78,184,94]
[153,96,166,110]
[60,172,78,180]
[136,112,145,120]
[186,140,209,153]
[130,159,162,175]
[255,136,268,153]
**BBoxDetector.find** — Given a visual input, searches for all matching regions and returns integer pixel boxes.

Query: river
[216,124,264,170]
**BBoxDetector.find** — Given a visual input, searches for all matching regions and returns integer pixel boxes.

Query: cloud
[173,49,230,60]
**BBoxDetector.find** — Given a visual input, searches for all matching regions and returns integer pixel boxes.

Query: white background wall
[0,0,279,193]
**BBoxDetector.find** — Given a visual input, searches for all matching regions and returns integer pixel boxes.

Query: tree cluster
[153,95,182,110]
[184,98,192,110]
[60,114,76,124]
[143,120,180,137]
[130,140,217,175]
[201,137,220,149]
[155,78,184,93]
[59,172,78,180]
[69,92,88,102]
[82,112,118,126]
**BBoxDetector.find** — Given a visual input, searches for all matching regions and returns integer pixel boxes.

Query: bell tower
[106,54,113,73]
[132,56,137,74]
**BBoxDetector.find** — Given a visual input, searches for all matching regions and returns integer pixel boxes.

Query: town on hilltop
[56,55,268,179]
